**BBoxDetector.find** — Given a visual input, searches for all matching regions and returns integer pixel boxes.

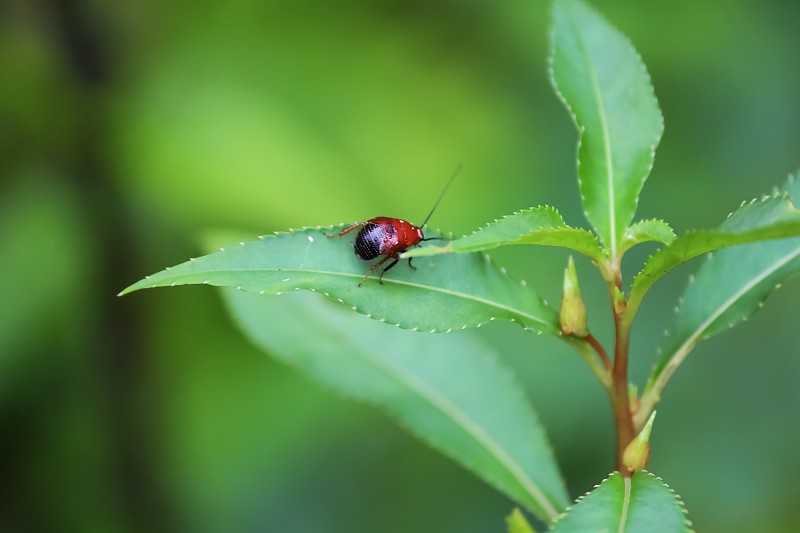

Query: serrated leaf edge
[548,471,694,532]
[548,0,664,259]
[465,205,572,235]
[646,472,695,532]
[623,218,676,249]
[443,205,588,240]
[637,241,800,427]
[726,190,793,219]
[630,193,800,291]
[123,227,557,335]
[404,205,603,261]
[548,470,617,528]
[225,288,566,521]
[352,340,564,521]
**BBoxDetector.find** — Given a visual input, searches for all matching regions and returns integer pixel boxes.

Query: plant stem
[567,337,611,389]
[611,311,636,475]
[634,337,696,429]
[585,333,612,371]
[602,259,637,476]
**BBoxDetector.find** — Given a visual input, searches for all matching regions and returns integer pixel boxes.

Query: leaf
[549,0,664,261]
[402,206,604,262]
[507,508,538,533]
[549,471,692,533]
[120,226,560,335]
[637,174,800,424]
[627,194,800,321]
[622,219,676,254]
[222,289,570,522]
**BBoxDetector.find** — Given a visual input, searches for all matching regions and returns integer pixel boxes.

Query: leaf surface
[550,0,664,260]
[622,219,675,254]
[120,226,560,335]
[549,471,691,533]
[222,289,570,521]
[627,194,800,321]
[638,174,800,422]
[403,206,603,262]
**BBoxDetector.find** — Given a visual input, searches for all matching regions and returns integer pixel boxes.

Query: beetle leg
[407,257,416,270]
[327,222,365,238]
[358,255,392,287]
[378,255,401,284]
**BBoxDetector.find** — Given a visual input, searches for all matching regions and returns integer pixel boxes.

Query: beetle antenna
[419,163,462,230]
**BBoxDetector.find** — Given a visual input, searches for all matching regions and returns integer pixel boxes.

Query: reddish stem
[585,333,612,371]
[611,310,636,476]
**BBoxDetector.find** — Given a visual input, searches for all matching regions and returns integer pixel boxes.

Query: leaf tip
[506,508,537,533]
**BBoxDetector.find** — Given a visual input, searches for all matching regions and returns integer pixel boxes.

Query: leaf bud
[628,383,640,413]
[560,256,588,337]
[613,285,627,314]
[623,410,657,473]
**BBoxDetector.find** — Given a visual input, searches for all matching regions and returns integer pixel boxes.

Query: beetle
[328,164,461,286]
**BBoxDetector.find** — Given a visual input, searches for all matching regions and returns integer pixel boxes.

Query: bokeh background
[2,0,800,531]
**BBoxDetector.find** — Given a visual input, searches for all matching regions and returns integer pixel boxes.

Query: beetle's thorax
[353,217,422,261]
[371,217,422,248]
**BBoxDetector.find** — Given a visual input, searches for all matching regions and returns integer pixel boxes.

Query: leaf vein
[637,243,800,427]
[155,267,555,329]
[575,13,617,258]
[351,347,560,521]
[618,475,632,533]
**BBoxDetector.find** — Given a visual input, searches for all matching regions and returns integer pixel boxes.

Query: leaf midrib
[138,266,556,329]
[441,233,598,253]
[638,243,800,426]
[628,222,800,322]
[618,475,632,533]
[405,226,603,261]
[675,244,800,357]
[339,326,562,521]
[572,3,617,258]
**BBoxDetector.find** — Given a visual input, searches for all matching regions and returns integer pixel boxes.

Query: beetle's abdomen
[354,223,384,260]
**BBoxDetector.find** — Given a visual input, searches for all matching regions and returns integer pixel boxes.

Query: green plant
[120,0,800,530]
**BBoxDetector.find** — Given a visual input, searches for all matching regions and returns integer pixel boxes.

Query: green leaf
[549,471,692,533]
[549,0,664,261]
[120,226,560,335]
[622,219,676,254]
[507,508,537,533]
[222,289,570,521]
[402,206,604,262]
[637,174,800,425]
[627,194,800,323]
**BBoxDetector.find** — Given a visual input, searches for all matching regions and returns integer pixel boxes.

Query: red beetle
[329,165,461,286]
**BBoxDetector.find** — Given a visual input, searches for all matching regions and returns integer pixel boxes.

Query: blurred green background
[1,0,799,531]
